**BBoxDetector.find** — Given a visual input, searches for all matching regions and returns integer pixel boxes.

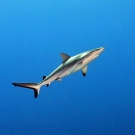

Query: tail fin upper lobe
[12,83,40,98]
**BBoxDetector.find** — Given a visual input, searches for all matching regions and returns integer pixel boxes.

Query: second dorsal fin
[60,53,70,63]
[42,76,46,80]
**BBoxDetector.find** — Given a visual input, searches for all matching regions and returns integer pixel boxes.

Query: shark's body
[12,47,104,98]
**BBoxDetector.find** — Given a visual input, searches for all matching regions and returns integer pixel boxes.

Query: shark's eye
[90,51,95,54]
[91,49,100,54]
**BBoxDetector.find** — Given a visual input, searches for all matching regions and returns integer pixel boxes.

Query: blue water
[0,0,135,135]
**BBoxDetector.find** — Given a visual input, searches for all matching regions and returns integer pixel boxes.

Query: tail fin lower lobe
[12,83,40,98]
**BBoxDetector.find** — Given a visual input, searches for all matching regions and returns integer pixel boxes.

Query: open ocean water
[0,0,135,135]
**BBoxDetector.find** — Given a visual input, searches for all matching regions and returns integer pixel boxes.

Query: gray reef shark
[12,47,105,98]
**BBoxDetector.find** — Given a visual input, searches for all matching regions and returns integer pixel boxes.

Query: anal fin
[46,84,50,87]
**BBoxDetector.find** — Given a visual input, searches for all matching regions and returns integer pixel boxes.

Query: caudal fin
[12,82,40,98]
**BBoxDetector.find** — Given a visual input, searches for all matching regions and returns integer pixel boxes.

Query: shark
[12,47,105,98]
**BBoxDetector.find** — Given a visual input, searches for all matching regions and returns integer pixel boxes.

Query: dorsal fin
[42,76,46,80]
[60,53,70,63]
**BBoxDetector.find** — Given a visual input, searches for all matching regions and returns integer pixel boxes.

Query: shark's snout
[98,47,105,54]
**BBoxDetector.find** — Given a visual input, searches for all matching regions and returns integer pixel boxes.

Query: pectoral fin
[81,66,88,77]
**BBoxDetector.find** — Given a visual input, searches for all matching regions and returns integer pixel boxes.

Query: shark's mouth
[92,55,99,59]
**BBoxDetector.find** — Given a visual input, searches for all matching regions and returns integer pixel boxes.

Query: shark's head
[87,47,105,59]
[79,47,105,64]
[80,47,104,57]
[90,47,105,56]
